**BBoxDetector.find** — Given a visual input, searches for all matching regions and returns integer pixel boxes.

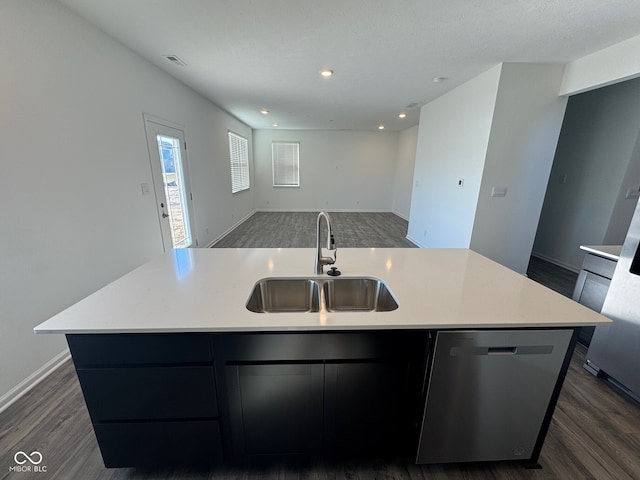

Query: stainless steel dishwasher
[416,329,573,464]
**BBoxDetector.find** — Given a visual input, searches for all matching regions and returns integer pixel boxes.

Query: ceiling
[58,0,640,132]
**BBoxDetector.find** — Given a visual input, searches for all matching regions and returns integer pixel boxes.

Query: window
[229,131,249,193]
[272,142,300,187]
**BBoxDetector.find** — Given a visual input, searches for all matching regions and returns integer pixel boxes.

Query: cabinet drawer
[67,333,212,366]
[77,366,217,422]
[214,331,427,361]
[94,420,223,467]
[582,253,617,278]
[67,333,211,368]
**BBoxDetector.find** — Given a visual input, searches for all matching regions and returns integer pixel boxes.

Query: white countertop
[34,248,610,334]
[580,245,623,261]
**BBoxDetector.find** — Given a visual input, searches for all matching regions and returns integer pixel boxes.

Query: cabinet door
[226,363,323,458]
[578,271,610,312]
[324,361,414,456]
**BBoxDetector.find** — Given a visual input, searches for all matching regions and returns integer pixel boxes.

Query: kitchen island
[34,248,610,468]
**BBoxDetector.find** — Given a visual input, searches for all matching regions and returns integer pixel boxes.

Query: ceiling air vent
[163,55,186,67]
[405,102,419,109]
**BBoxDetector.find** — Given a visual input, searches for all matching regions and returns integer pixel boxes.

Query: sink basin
[246,276,398,313]
[246,278,320,313]
[323,277,399,312]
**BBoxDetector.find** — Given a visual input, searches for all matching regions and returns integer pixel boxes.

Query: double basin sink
[246,277,398,313]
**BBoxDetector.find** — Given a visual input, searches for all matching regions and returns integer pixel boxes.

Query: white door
[144,115,194,251]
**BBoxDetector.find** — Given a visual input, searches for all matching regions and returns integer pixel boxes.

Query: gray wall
[533,78,640,271]
[0,0,253,405]
[392,125,419,220]
[470,63,567,274]
[252,129,400,212]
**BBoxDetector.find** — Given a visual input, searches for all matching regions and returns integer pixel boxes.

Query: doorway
[144,115,194,250]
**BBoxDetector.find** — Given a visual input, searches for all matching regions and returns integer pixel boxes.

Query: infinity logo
[13,451,43,465]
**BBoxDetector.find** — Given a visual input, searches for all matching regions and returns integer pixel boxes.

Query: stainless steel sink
[246,276,398,313]
[246,278,321,313]
[323,277,399,312]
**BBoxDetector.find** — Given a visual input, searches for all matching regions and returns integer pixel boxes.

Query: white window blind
[272,142,300,187]
[229,131,249,193]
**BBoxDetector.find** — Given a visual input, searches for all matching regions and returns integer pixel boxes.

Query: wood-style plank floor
[2,212,639,479]
[212,212,416,248]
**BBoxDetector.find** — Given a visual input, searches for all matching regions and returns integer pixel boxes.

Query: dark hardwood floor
[526,256,578,299]
[2,214,638,479]
[212,212,416,248]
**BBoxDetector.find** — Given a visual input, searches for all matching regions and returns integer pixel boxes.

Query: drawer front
[94,420,223,467]
[213,331,428,361]
[77,366,217,421]
[67,333,212,366]
[582,253,617,278]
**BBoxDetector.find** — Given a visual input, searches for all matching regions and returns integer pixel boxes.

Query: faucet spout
[315,211,337,274]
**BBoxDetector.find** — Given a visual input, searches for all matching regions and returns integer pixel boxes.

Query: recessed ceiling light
[378,125,385,130]
[320,69,334,77]
[398,113,407,119]
[272,123,279,127]
[433,76,449,83]
[260,108,269,115]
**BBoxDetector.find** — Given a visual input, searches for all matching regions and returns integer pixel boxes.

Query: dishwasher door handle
[450,345,554,356]
[487,346,517,355]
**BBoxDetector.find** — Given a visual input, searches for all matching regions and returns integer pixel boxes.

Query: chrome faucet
[315,211,337,274]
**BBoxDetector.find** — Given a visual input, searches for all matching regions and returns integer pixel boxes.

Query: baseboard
[0,349,71,415]
[208,211,256,247]
[254,208,393,213]
[405,235,426,248]
[392,210,409,221]
[530,251,580,273]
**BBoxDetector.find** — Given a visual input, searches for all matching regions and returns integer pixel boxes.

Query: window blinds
[272,142,300,187]
[229,132,249,193]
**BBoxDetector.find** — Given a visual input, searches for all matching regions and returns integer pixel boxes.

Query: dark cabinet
[215,332,428,461]
[226,363,323,456]
[573,252,618,346]
[76,366,217,422]
[324,361,415,455]
[94,420,222,468]
[66,333,222,468]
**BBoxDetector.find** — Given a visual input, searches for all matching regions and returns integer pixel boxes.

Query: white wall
[0,0,253,404]
[533,78,640,270]
[560,34,640,96]
[407,65,501,247]
[470,64,567,274]
[408,63,568,273]
[392,125,418,220]
[253,129,399,211]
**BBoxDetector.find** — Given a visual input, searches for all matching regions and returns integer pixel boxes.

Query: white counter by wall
[34,248,610,334]
[580,245,623,262]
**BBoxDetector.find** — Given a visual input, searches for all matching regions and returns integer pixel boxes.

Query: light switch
[491,186,507,197]
[141,182,151,195]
